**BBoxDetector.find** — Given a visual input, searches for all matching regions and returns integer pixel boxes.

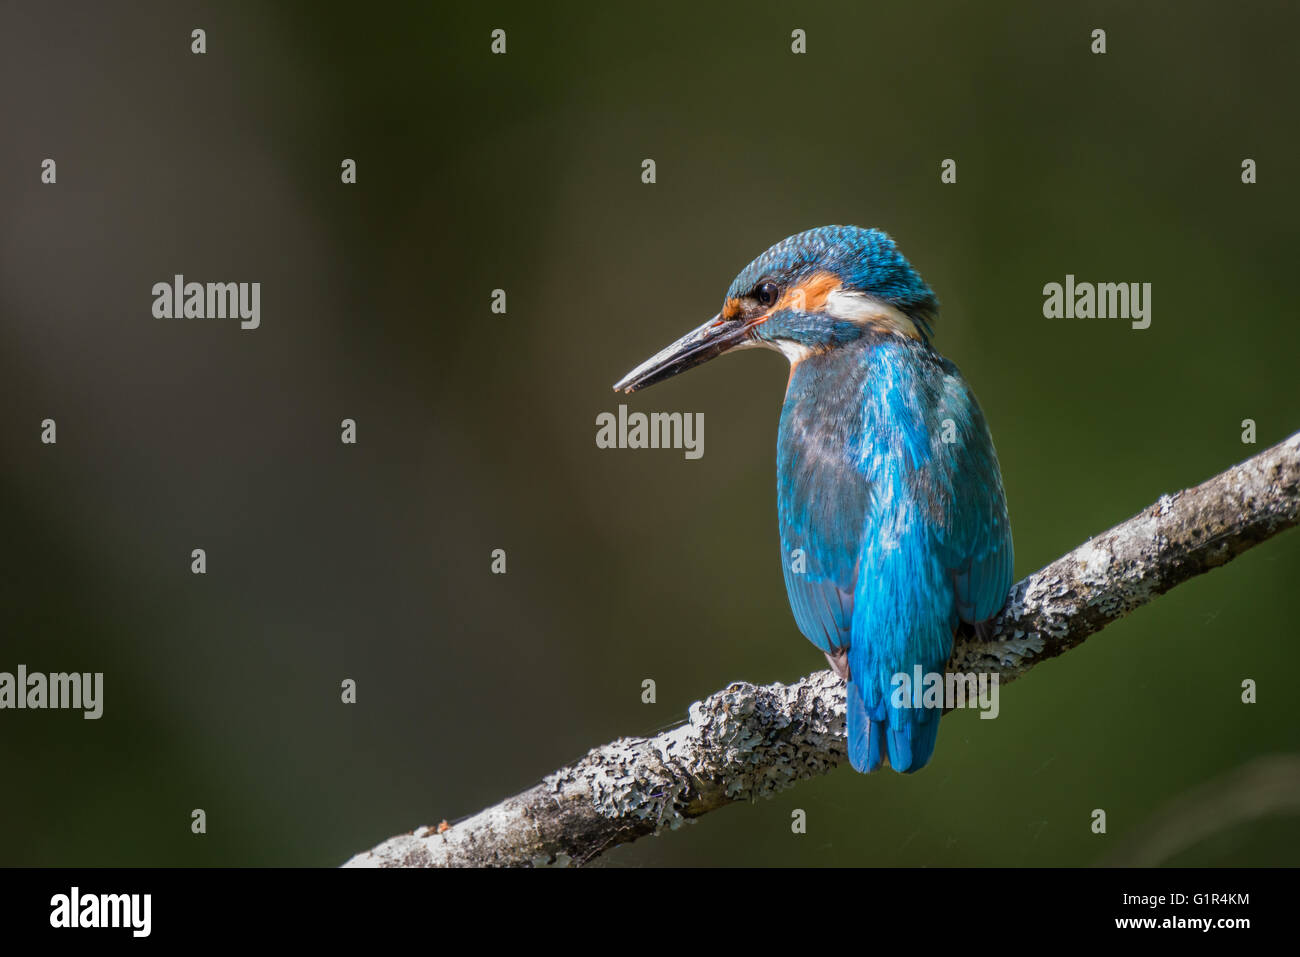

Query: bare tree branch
[344,432,1300,868]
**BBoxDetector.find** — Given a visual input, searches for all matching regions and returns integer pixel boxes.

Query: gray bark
[344,431,1300,867]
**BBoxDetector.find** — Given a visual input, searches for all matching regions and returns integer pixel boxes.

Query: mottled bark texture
[345,432,1300,868]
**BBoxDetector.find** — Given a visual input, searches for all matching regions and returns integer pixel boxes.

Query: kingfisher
[613,225,1013,773]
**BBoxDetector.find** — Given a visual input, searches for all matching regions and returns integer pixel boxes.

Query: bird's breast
[775,337,945,543]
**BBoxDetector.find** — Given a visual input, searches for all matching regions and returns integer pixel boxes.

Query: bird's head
[613,225,938,394]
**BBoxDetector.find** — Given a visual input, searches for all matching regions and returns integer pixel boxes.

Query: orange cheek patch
[721,297,745,320]
[778,271,841,313]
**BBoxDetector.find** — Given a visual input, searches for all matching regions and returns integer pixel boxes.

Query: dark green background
[2,1,1297,866]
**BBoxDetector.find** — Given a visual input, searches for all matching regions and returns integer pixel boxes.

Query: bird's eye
[756,281,780,307]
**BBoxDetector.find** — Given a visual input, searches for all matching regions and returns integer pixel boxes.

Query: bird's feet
[824,649,851,681]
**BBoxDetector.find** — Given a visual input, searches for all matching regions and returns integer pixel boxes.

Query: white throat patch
[750,337,817,363]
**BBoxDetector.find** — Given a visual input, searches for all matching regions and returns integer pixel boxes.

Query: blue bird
[613,226,1013,773]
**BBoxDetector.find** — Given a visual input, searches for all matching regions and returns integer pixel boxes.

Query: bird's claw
[824,649,851,681]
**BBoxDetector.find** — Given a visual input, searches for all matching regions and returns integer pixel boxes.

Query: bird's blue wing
[929,364,1014,624]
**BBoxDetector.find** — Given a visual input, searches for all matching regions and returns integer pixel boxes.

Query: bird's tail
[846,679,941,774]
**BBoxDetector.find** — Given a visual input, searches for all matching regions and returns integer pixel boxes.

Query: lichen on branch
[344,432,1300,868]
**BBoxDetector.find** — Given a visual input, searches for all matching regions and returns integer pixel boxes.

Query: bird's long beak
[612,313,754,394]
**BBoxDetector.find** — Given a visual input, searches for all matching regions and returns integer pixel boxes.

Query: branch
[344,432,1300,867]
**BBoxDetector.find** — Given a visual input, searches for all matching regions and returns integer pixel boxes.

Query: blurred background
[1,0,1298,866]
